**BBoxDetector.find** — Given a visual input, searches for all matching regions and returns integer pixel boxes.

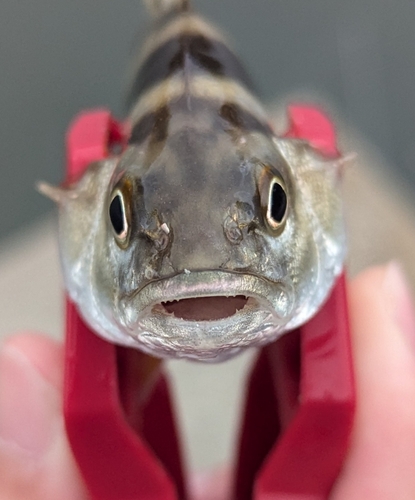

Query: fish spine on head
[143,0,189,18]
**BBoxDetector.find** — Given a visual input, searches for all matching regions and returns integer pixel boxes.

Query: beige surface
[0,143,414,471]
[344,141,415,285]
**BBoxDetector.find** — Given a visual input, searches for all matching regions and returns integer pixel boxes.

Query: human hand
[331,262,415,500]
[1,263,415,499]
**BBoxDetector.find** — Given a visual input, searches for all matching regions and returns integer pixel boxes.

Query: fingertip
[1,332,63,390]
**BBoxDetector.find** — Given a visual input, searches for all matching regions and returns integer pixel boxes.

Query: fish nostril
[154,233,170,251]
[223,201,255,244]
[141,216,172,251]
[224,215,243,244]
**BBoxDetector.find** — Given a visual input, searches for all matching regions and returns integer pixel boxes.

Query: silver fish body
[50,0,346,361]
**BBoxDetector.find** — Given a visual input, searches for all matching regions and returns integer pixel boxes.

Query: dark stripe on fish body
[129,105,171,145]
[126,34,255,108]
[168,35,223,74]
[129,98,271,145]
[219,102,273,136]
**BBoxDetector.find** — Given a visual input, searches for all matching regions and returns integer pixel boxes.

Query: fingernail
[0,344,59,457]
[382,261,415,350]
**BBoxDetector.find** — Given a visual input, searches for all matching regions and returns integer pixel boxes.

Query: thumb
[0,333,88,500]
[332,263,415,499]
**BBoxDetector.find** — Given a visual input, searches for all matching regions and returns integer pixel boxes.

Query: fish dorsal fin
[143,0,189,18]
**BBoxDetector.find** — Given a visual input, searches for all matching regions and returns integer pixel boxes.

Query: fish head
[54,123,346,361]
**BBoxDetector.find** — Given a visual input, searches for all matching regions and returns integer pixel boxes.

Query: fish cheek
[58,195,96,270]
[95,240,120,306]
[59,176,113,292]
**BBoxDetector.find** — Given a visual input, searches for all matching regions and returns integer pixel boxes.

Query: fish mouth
[120,270,294,361]
[159,295,249,321]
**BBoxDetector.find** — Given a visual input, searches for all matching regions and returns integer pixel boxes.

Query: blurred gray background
[2,0,415,474]
[1,0,415,239]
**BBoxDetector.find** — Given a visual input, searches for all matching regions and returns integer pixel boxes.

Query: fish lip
[131,269,288,316]
[117,270,295,361]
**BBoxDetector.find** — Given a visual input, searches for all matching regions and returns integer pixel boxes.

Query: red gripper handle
[233,105,355,500]
[63,110,186,500]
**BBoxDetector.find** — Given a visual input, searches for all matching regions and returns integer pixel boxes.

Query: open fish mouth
[159,295,250,321]
[120,270,294,361]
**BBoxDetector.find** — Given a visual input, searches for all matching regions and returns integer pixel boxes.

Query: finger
[0,333,88,500]
[331,263,415,500]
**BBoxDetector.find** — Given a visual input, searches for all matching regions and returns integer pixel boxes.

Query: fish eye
[267,178,287,229]
[257,165,288,234]
[109,189,130,246]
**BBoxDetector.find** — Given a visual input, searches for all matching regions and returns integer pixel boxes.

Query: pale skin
[0,263,415,499]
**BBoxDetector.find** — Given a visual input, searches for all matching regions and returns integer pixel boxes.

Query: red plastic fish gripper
[63,106,355,500]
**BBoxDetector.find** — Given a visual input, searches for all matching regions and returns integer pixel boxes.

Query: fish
[39,0,347,362]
